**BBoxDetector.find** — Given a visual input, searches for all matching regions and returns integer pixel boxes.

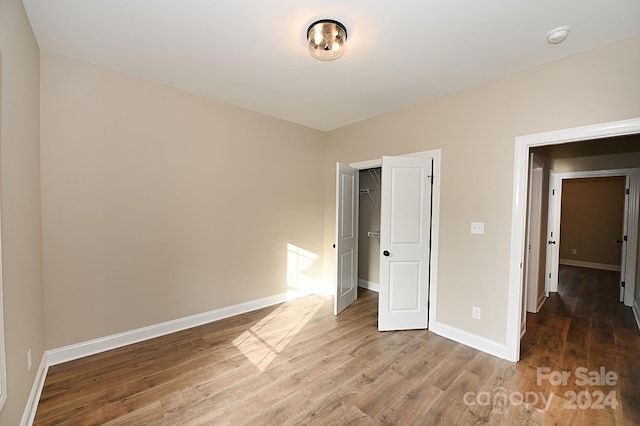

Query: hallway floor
[520,265,640,424]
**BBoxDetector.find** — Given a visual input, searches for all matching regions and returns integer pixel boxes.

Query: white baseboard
[22,290,306,425]
[633,300,640,332]
[47,290,302,366]
[559,259,621,272]
[22,289,511,422]
[536,293,546,312]
[428,321,507,360]
[20,353,49,426]
[358,279,379,292]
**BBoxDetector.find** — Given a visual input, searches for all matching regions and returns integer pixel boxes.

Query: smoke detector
[546,26,571,44]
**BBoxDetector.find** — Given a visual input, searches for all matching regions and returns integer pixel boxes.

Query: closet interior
[358,168,382,291]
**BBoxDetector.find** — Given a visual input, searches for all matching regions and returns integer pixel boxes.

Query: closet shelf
[368,169,381,187]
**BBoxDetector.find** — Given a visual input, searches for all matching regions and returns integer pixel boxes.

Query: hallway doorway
[507,118,640,362]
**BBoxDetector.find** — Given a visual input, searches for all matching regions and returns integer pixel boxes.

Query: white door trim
[545,170,557,297]
[525,157,544,314]
[349,149,441,329]
[507,117,640,362]
[0,181,6,412]
[545,168,639,305]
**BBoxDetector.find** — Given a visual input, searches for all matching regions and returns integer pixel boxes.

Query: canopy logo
[463,387,550,415]
[462,367,619,414]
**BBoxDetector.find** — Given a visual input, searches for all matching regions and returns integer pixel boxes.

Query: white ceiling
[23,0,640,132]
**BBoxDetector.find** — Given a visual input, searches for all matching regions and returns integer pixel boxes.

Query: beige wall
[560,177,626,266]
[323,36,640,344]
[40,52,326,348]
[0,0,45,423]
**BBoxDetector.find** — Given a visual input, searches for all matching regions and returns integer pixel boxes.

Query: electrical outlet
[572,249,577,255]
[472,307,481,320]
[470,222,485,235]
[27,349,32,371]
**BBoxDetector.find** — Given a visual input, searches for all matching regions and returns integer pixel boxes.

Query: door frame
[545,169,639,306]
[348,149,441,328]
[0,53,6,411]
[507,117,640,362]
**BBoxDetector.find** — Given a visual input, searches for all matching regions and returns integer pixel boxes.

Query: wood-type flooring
[34,265,640,425]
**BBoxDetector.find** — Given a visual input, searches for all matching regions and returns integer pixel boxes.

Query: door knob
[383,250,390,256]
[548,241,556,245]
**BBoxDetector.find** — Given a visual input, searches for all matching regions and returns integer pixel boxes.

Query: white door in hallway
[619,177,630,303]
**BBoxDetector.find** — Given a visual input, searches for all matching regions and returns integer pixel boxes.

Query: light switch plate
[472,307,481,319]
[471,222,485,235]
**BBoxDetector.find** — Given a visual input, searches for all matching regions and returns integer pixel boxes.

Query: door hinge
[549,273,552,279]
[624,235,628,242]
[428,174,434,184]
[621,281,626,288]
[626,188,630,195]
[552,189,556,196]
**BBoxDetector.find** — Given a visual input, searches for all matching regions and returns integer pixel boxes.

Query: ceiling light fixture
[307,19,347,61]
[546,26,571,44]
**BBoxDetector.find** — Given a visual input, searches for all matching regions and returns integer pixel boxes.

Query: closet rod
[358,188,377,207]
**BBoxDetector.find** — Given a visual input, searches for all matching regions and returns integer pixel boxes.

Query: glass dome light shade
[307,20,347,61]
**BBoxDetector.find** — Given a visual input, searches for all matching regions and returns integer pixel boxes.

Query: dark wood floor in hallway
[34,265,640,425]
[519,265,640,425]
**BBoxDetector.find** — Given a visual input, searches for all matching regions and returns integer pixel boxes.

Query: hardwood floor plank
[306,405,376,426]
[421,369,483,424]
[34,270,640,425]
[260,386,355,426]
[422,343,478,392]
[377,382,443,425]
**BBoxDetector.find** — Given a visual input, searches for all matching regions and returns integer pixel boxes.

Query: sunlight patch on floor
[232,300,323,371]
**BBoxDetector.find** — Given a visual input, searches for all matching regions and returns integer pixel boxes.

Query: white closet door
[378,156,432,330]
